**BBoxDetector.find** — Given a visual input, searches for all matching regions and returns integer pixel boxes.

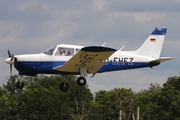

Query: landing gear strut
[76,67,87,86]
[16,75,24,89]
[59,75,69,92]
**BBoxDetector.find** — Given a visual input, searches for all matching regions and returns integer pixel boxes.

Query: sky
[0,0,180,94]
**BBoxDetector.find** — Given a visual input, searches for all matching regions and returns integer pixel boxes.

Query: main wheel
[16,81,24,89]
[59,82,69,92]
[77,77,86,86]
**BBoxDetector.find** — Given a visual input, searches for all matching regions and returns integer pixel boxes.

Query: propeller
[7,49,14,76]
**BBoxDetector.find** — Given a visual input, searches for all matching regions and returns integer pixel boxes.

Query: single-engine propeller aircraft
[5,28,173,92]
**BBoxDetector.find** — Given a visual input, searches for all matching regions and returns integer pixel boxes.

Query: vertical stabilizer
[133,28,167,58]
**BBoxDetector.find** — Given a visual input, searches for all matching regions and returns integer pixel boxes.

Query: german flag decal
[150,38,156,42]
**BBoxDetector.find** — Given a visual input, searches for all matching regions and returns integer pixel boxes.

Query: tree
[157,76,180,120]
[2,75,23,94]
[2,74,180,120]
[91,88,134,120]
[133,77,180,120]
[133,83,162,120]
[0,75,93,120]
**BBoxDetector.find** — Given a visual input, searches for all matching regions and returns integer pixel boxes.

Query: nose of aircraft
[5,58,14,64]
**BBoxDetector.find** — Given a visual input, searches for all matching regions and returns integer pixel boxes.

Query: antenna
[102,42,106,46]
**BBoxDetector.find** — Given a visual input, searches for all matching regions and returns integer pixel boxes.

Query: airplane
[5,27,174,92]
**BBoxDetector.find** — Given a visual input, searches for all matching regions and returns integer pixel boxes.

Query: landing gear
[76,66,87,86]
[59,75,87,92]
[77,77,86,86]
[16,75,24,90]
[59,82,69,92]
[59,67,88,92]
[16,81,24,89]
[59,75,69,92]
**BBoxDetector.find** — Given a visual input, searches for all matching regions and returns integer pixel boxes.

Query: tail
[133,27,167,58]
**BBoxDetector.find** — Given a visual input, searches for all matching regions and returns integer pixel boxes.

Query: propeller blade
[8,49,11,58]
[11,54,14,61]
[7,49,14,76]
[10,64,12,76]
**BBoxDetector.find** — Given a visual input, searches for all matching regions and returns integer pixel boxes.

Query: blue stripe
[15,61,152,75]
[98,62,149,73]
[15,61,66,75]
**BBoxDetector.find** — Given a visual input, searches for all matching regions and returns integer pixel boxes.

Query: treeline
[0,75,180,120]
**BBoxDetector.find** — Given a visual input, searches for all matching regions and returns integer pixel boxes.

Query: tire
[16,81,24,89]
[77,77,86,86]
[59,82,69,92]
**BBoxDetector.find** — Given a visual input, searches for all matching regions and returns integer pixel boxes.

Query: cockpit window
[43,46,56,55]
[55,47,74,56]
[76,49,80,54]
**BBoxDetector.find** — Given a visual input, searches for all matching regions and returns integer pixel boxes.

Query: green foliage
[91,88,134,120]
[3,75,23,94]
[134,77,180,120]
[158,76,180,120]
[133,83,162,120]
[1,75,180,120]
[0,75,93,120]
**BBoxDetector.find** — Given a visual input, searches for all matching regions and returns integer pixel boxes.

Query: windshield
[43,46,56,55]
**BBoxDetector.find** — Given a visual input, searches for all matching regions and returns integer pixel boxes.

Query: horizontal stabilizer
[149,57,174,63]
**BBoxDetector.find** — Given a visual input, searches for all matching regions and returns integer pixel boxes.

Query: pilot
[59,48,65,56]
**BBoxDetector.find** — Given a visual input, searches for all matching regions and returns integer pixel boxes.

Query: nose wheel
[16,75,24,89]
[77,77,86,86]
[16,81,24,89]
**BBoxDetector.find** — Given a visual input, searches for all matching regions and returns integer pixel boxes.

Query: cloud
[17,1,38,11]
[104,0,180,12]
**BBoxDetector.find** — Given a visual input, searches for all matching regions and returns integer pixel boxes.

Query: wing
[53,46,116,74]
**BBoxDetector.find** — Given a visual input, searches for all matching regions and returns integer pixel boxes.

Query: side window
[55,47,74,56]
[76,49,80,54]
[66,48,74,56]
